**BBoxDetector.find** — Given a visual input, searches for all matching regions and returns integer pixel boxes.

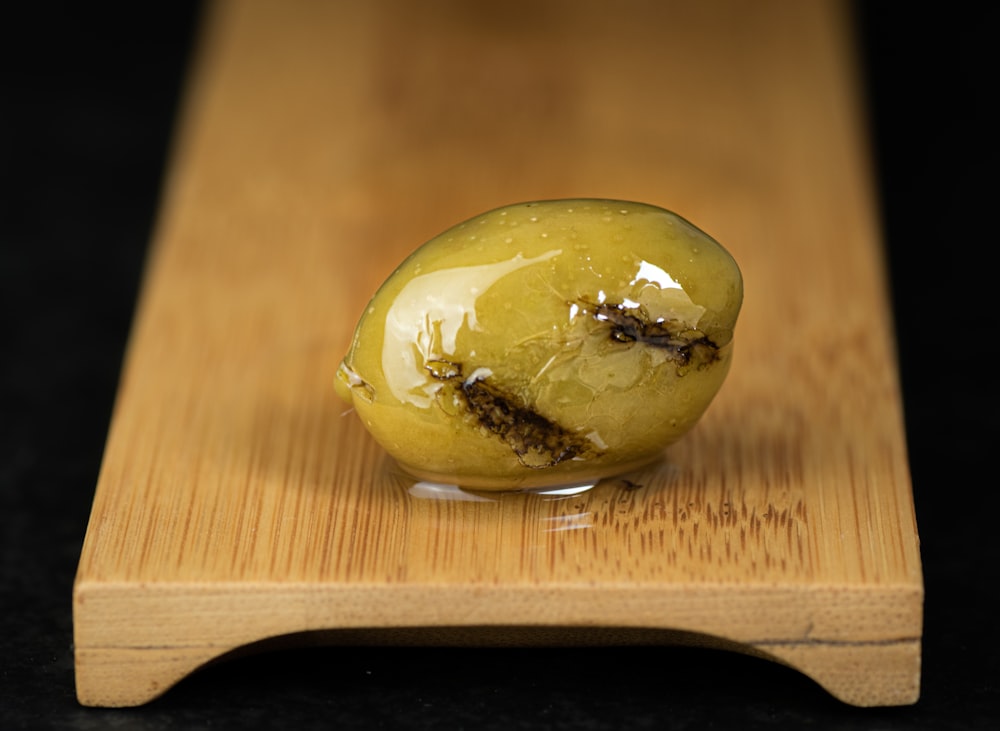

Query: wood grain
[73,0,922,707]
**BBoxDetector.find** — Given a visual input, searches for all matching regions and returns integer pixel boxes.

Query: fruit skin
[336,199,743,490]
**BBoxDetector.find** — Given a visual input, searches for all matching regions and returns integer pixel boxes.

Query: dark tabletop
[3,2,997,729]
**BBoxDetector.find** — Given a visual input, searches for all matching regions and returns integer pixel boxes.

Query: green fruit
[336,199,742,490]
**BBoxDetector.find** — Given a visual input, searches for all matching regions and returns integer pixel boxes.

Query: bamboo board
[73,0,923,708]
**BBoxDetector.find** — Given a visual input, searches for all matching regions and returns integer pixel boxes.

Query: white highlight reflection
[407,481,496,502]
[631,260,682,290]
[528,481,599,496]
[541,512,593,532]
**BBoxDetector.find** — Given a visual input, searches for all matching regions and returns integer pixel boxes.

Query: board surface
[73,0,922,707]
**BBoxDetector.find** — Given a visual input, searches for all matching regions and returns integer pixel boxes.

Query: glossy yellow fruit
[336,199,742,490]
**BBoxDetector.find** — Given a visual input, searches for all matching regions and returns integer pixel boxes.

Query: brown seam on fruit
[425,360,596,469]
[587,301,720,368]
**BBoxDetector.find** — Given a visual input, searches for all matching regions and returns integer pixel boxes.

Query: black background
[3,2,997,729]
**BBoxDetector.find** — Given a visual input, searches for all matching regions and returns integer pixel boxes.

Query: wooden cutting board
[73,0,922,707]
